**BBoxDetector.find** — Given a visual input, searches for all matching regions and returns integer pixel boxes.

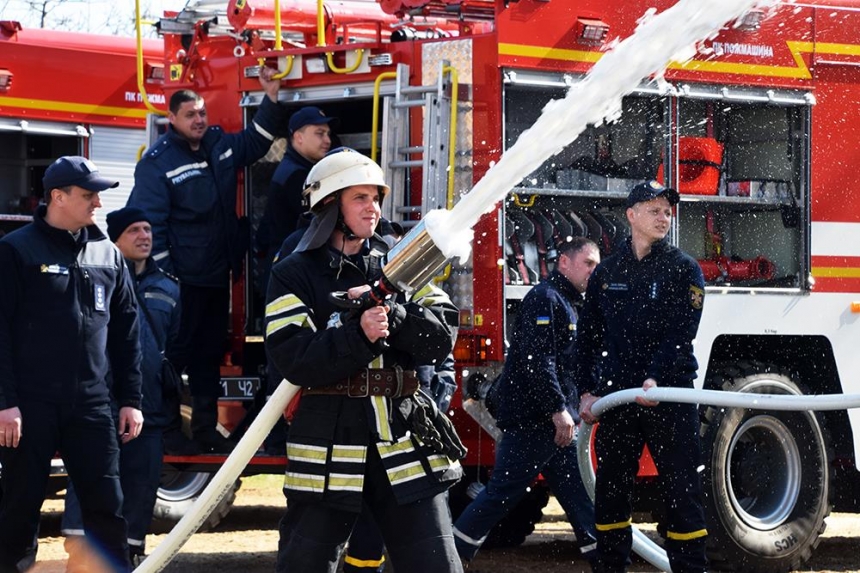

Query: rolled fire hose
[576,387,860,572]
[136,379,302,573]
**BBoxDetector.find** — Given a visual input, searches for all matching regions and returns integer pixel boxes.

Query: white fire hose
[576,387,860,572]
[136,379,301,573]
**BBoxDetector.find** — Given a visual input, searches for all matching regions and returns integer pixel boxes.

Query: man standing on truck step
[62,206,184,570]
[265,148,465,572]
[0,156,143,573]
[128,65,287,453]
[453,236,600,569]
[576,180,708,573]
[258,105,338,275]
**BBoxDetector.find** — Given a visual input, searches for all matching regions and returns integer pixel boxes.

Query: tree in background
[0,0,174,37]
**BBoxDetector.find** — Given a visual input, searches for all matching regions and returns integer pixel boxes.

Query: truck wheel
[448,473,550,549]
[151,469,240,533]
[700,364,831,572]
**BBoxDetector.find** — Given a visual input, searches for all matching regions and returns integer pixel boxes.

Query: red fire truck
[6,0,860,570]
[0,22,163,233]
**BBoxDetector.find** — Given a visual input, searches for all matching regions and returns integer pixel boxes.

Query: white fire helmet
[303,148,390,211]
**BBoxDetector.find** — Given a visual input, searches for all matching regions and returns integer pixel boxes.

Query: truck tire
[448,473,551,549]
[151,469,240,533]
[700,364,831,572]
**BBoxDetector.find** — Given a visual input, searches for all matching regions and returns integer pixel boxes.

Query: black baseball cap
[42,156,119,193]
[625,180,679,209]
[288,106,339,134]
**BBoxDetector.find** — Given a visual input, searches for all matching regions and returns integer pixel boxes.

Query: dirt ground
[28,475,860,572]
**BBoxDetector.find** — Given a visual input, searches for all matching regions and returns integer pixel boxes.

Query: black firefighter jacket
[0,206,142,411]
[264,235,461,512]
[573,238,705,397]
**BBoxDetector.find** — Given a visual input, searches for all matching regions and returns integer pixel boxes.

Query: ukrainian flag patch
[536,316,550,325]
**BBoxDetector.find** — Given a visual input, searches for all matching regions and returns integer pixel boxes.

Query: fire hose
[135,379,302,573]
[697,255,776,283]
[575,387,860,572]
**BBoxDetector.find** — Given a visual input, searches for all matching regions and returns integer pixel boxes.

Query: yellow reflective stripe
[387,460,426,484]
[344,555,385,568]
[596,519,632,532]
[427,454,453,471]
[371,396,392,441]
[331,445,366,463]
[266,313,315,337]
[284,472,325,492]
[328,473,364,492]
[667,528,708,541]
[286,443,327,463]
[376,436,415,458]
[369,355,383,368]
[266,294,303,317]
[411,284,450,308]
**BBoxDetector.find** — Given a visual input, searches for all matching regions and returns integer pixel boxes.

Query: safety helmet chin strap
[336,213,360,241]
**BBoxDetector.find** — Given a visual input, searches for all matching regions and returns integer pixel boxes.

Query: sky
[0,0,190,36]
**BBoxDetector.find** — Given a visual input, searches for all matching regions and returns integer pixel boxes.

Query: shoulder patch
[689,285,704,310]
[535,316,551,326]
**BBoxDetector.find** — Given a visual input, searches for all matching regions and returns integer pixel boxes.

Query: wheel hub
[726,414,801,530]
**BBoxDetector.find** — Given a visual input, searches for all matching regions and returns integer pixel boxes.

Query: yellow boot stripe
[667,528,708,541]
[344,555,386,568]
[596,519,632,532]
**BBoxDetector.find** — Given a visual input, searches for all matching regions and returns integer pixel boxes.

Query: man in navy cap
[0,156,143,572]
[128,66,286,453]
[574,180,708,573]
[259,106,339,270]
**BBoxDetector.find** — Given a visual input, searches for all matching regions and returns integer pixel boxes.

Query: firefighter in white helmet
[264,148,464,573]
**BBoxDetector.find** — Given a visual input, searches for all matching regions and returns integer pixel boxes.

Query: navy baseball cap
[625,180,679,209]
[288,106,338,134]
[43,156,119,193]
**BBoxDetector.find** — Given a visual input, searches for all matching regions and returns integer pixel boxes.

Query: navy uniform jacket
[573,238,705,397]
[265,236,461,512]
[133,258,181,428]
[128,96,285,287]
[260,146,314,262]
[0,206,142,411]
[489,270,584,430]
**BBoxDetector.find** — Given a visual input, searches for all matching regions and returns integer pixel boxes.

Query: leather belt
[302,367,419,398]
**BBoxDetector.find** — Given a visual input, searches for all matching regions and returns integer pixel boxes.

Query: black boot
[191,395,233,454]
[162,392,200,455]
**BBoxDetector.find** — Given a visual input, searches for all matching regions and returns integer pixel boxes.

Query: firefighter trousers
[276,445,462,573]
[593,402,708,573]
[452,423,597,564]
[62,425,164,554]
[0,400,129,573]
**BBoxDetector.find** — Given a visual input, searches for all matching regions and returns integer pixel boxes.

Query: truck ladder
[380,61,455,229]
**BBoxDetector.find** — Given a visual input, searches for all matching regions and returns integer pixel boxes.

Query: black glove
[399,390,467,460]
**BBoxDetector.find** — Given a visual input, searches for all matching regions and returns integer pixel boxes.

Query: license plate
[219,377,260,400]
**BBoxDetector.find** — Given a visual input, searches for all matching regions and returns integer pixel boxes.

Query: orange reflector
[851,302,860,313]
